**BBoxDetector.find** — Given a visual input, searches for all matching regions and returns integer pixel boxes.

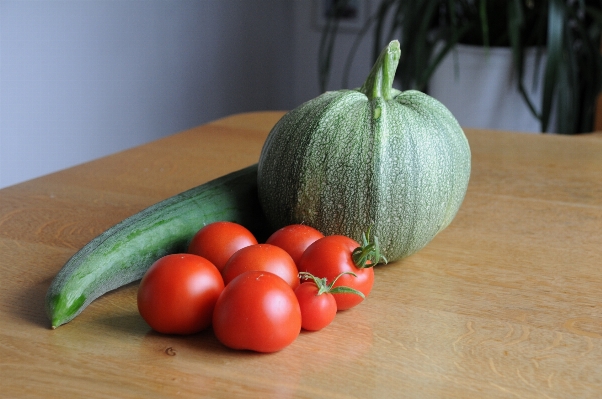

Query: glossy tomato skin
[221,244,299,289]
[298,235,373,311]
[266,224,324,266]
[212,271,301,353]
[137,254,224,335]
[187,221,257,272]
[294,282,337,331]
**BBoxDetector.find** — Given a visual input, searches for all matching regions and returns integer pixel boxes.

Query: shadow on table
[9,276,54,330]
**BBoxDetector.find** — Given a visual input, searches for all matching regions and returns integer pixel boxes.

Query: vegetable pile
[45,40,470,353]
[137,222,384,352]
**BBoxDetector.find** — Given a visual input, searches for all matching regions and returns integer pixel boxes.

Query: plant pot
[428,44,553,133]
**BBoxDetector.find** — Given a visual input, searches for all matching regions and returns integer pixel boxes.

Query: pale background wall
[0,0,378,189]
[0,0,557,189]
[291,1,375,104]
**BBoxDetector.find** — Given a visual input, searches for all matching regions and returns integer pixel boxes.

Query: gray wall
[1,0,305,188]
[291,1,374,105]
[0,0,378,189]
[0,0,545,189]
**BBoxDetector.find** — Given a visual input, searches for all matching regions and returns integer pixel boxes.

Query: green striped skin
[257,41,471,262]
[46,164,268,328]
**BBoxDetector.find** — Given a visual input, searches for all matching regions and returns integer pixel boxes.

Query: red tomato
[212,271,301,353]
[298,235,374,310]
[137,254,224,335]
[266,224,324,266]
[221,244,299,289]
[294,282,337,331]
[187,221,257,272]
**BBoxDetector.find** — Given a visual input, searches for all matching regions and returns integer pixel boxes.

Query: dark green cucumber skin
[46,164,269,328]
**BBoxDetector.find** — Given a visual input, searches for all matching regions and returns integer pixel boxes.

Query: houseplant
[319,0,602,134]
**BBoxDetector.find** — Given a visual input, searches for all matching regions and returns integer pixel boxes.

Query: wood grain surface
[1,111,601,398]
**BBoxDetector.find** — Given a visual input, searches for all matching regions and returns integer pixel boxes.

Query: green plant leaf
[479,0,490,47]
[507,0,542,123]
[318,0,602,133]
[541,0,565,132]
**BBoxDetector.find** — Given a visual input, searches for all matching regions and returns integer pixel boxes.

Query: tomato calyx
[351,228,388,269]
[299,272,365,298]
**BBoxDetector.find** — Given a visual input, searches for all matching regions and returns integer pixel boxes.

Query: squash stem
[359,40,400,101]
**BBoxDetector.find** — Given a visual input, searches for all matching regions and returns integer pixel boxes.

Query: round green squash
[257,40,471,262]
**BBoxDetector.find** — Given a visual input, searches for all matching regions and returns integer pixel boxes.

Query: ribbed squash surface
[258,41,471,261]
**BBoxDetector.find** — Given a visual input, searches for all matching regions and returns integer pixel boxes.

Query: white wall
[291,0,376,106]
[0,0,548,189]
[0,0,295,188]
[0,0,406,190]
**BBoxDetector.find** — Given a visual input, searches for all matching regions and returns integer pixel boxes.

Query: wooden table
[1,111,601,398]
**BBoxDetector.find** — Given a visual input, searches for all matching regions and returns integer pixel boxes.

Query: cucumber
[46,164,269,329]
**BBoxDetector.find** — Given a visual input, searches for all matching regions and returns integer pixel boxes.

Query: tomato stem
[298,271,365,299]
[351,227,388,268]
